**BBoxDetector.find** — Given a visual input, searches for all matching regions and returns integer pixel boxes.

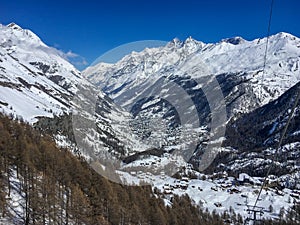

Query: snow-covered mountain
[84,32,300,111]
[221,81,300,183]
[83,32,300,220]
[2,22,298,182]
[1,23,300,222]
[0,23,82,121]
[0,23,148,164]
[83,32,300,169]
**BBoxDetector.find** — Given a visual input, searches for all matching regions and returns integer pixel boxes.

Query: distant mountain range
[83,30,300,182]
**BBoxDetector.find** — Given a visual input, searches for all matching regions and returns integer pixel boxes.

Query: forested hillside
[0,113,229,225]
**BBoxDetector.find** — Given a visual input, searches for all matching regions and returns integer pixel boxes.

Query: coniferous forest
[0,113,300,224]
[0,113,230,225]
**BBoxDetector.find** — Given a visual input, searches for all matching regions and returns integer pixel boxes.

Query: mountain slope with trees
[0,113,229,225]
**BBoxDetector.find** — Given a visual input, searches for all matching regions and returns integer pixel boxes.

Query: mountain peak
[4,22,46,47]
[182,36,204,53]
[172,37,182,45]
[7,22,23,30]
[167,37,183,48]
[221,36,246,45]
[276,31,294,37]
[184,36,198,44]
[272,31,299,41]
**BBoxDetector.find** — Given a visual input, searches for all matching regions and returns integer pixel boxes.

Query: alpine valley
[0,23,300,224]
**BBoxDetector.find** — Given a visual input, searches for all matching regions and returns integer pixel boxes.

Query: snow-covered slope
[0,23,147,160]
[221,81,300,182]
[0,23,84,122]
[84,32,300,111]
[84,32,300,166]
[1,23,299,222]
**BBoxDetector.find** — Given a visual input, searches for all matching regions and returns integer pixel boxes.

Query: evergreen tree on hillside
[0,113,230,225]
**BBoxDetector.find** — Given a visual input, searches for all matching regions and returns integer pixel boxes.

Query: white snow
[84,32,300,115]
[1,23,299,223]
[118,167,295,221]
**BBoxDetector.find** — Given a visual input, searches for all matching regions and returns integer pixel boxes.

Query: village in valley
[121,156,300,221]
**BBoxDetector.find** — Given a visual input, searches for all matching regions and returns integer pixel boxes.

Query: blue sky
[1,0,300,70]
